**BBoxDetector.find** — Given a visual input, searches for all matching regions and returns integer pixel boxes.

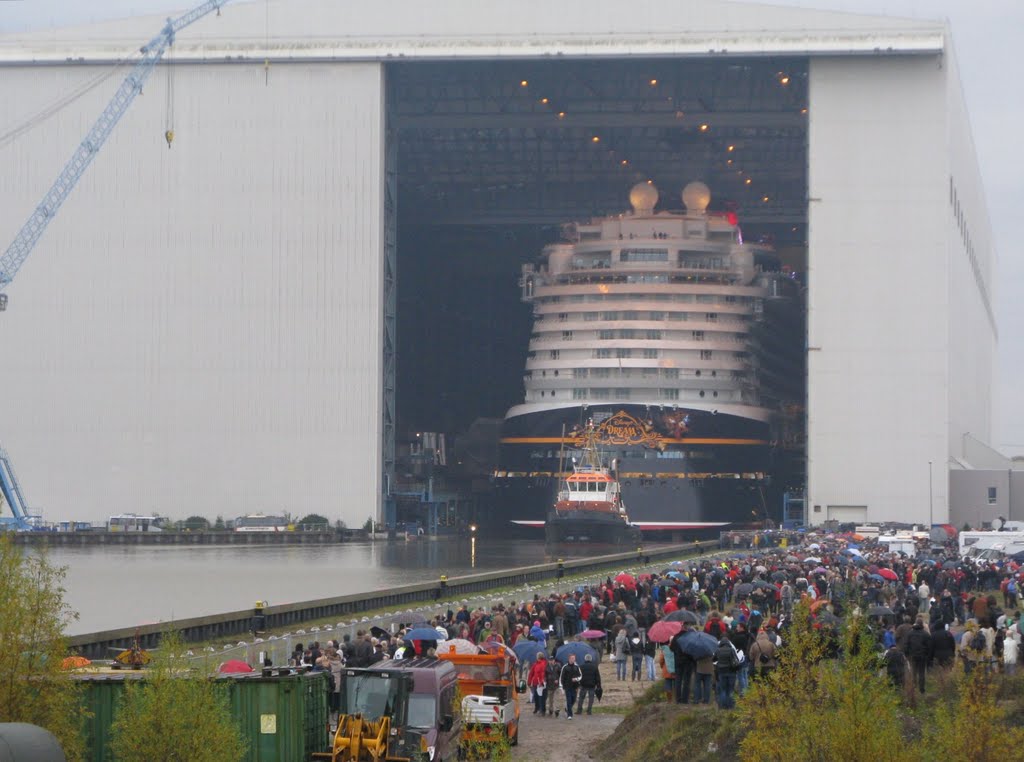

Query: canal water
[51,538,562,635]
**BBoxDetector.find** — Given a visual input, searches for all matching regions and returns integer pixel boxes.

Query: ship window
[591,389,610,399]
[616,349,632,359]
[597,482,606,491]
[661,389,679,400]
[584,312,599,322]
[573,368,588,379]
[602,312,619,321]
[620,248,668,262]
[692,331,704,341]
[649,311,664,321]
[701,350,713,360]
[558,312,568,321]
[697,295,715,304]
[706,313,718,322]
[669,312,687,321]
[550,350,559,359]
[620,329,635,339]
[570,295,585,303]
[674,294,693,302]
[599,330,615,340]
[562,331,573,340]
[699,390,706,398]
[614,388,631,399]
[593,368,610,378]
[595,349,611,359]
[573,388,588,400]
[663,369,679,379]
[988,487,997,505]
[646,330,662,340]
[643,349,658,359]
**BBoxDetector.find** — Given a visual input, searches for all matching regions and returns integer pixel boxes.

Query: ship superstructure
[494,181,804,532]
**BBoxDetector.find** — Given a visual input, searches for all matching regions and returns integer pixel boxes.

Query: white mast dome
[629,182,659,215]
[682,181,711,213]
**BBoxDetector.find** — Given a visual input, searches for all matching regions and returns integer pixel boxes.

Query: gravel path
[512,660,659,761]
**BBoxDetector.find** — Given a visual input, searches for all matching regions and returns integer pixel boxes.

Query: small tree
[297,513,329,530]
[920,670,1024,758]
[110,632,246,762]
[213,515,226,531]
[0,534,86,760]
[182,515,210,531]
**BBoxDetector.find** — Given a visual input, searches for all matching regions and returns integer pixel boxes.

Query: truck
[959,530,1024,559]
[438,644,521,750]
[316,658,461,762]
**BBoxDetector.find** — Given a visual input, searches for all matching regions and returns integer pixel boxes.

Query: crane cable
[0,55,136,150]
[164,44,175,148]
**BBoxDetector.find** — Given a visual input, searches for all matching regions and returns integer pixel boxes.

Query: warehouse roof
[0,0,946,64]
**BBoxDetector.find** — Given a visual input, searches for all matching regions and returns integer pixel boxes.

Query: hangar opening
[388,57,809,531]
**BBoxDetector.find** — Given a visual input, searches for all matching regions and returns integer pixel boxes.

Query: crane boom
[0,0,231,309]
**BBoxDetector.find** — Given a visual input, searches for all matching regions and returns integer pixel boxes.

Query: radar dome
[629,182,659,215]
[682,181,711,213]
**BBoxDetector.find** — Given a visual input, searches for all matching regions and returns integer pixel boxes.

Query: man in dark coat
[575,652,602,715]
[670,623,696,704]
[930,623,957,669]
[903,618,933,693]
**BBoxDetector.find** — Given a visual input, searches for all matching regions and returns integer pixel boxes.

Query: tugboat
[545,423,643,546]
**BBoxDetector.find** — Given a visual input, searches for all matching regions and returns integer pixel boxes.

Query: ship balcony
[524,355,750,373]
[524,375,744,392]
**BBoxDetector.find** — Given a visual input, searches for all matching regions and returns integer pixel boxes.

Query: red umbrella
[580,629,607,640]
[648,620,683,643]
[877,568,898,581]
[615,573,637,590]
[218,659,254,674]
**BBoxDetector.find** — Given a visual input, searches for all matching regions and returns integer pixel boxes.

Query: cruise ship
[492,181,804,534]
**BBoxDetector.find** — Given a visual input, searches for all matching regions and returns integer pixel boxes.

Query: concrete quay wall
[66,542,698,659]
[11,530,353,546]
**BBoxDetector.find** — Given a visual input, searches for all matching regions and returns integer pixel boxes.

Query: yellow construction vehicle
[314,659,460,762]
[314,714,395,762]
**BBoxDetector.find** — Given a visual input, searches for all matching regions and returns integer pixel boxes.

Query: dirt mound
[594,701,743,762]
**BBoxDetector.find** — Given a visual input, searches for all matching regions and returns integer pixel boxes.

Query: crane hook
[164,129,174,148]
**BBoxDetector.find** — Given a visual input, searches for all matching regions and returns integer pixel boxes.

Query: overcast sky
[2,0,1022,453]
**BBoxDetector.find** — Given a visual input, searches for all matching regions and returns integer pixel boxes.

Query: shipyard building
[0,0,998,529]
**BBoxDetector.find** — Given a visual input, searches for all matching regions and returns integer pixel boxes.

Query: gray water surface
[51,539,559,635]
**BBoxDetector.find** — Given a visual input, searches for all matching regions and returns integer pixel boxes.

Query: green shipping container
[78,670,331,762]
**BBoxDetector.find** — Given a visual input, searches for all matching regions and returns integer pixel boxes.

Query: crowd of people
[277,529,1023,719]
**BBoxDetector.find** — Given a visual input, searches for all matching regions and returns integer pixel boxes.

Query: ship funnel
[682,181,711,214]
[629,182,659,215]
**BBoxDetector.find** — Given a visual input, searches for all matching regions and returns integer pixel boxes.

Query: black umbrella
[664,610,699,624]
[770,571,788,582]
[673,631,719,659]
[867,605,894,617]
[753,579,774,590]
[370,626,391,640]
[942,561,959,570]
[734,583,754,596]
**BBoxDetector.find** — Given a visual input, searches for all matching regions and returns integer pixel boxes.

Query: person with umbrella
[559,653,584,720]
[670,622,696,704]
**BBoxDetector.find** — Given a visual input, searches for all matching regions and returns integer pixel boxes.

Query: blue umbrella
[513,640,547,665]
[868,573,885,583]
[674,630,719,659]
[666,571,685,580]
[404,627,444,642]
[555,642,599,664]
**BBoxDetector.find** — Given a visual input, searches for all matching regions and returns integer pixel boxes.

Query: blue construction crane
[0,0,232,311]
[0,446,35,530]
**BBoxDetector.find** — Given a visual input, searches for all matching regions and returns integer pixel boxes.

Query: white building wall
[944,40,997,469]
[0,62,385,527]
[807,55,948,525]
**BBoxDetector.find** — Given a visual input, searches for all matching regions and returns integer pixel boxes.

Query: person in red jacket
[528,653,550,715]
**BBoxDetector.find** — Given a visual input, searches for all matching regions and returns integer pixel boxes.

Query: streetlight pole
[928,460,934,528]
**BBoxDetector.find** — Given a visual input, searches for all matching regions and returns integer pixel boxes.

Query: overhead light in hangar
[727,144,735,152]
[557,111,566,119]
[540,97,549,104]
[745,178,753,186]
[649,78,658,86]
[699,123,709,132]
[520,80,529,87]
[591,136,601,143]
[762,195,770,203]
